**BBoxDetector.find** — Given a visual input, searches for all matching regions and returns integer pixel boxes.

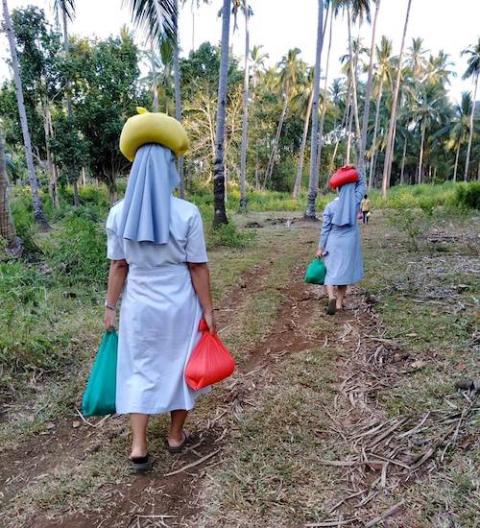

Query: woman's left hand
[316,249,326,258]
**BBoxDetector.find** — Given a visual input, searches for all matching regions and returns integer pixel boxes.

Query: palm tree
[54,0,81,206]
[292,68,314,198]
[407,37,428,79]
[128,1,188,196]
[263,48,302,187]
[304,0,324,219]
[381,0,413,198]
[368,36,392,188]
[339,37,368,163]
[409,82,444,183]
[316,2,335,181]
[250,45,268,88]
[212,0,232,225]
[448,93,472,182]
[181,0,211,51]
[461,38,480,181]
[238,1,253,211]
[336,0,372,151]
[359,0,381,166]
[2,0,49,228]
[0,127,22,256]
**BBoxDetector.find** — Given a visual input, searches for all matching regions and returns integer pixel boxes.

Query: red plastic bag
[185,320,236,390]
[329,165,359,189]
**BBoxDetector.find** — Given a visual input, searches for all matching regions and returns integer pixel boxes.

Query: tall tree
[2,0,48,228]
[238,1,253,211]
[212,0,232,225]
[128,0,185,195]
[181,0,211,51]
[0,127,22,255]
[446,92,471,182]
[381,0,413,197]
[293,68,314,198]
[304,0,324,219]
[461,38,480,181]
[316,1,334,183]
[54,0,81,206]
[264,48,302,187]
[359,0,380,166]
[368,36,392,188]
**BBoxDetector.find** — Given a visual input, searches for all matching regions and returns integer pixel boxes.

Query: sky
[1,0,480,104]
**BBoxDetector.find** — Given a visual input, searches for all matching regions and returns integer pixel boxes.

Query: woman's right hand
[204,309,217,335]
[316,249,326,258]
[104,308,116,331]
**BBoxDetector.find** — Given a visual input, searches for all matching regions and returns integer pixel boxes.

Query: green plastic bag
[81,330,118,417]
[304,258,327,285]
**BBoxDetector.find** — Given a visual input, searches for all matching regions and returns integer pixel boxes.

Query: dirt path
[2,214,478,527]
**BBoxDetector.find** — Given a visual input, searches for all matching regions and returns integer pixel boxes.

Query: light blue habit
[319,169,365,286]
[119,144,179,245]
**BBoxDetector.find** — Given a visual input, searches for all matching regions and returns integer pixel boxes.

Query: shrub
[207,221,255,249]
[47,216,107,287]
[456,182,480,210]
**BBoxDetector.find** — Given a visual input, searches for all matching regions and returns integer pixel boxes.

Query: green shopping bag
[81,330,118,417]
[304,258,327,285]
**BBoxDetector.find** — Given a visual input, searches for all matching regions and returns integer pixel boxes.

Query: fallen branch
[365,500,405,527]
[305,519,357,527]
[164,449,220,477]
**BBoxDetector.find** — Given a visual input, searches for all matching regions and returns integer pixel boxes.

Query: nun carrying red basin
[317,165,365,315]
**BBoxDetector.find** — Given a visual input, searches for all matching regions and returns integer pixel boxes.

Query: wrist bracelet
[105,302,116,311]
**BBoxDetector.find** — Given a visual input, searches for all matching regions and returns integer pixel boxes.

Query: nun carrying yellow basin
[103,108,215,472]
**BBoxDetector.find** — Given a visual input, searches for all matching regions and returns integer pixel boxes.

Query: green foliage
[46,216,107,286]
[455,182,480,209]
[49,115,89,187]
[207,221,255,249]
[66,32,146,193]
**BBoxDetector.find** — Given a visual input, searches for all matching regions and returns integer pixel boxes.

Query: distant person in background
[360,194,371,224]
[104,143,215,473]
[317,169,365,315]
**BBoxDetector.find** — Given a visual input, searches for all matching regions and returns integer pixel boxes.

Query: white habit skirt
[116,263,208,414]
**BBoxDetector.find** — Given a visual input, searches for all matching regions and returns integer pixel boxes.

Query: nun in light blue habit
[105,144,210,417]
[318,168,365,314]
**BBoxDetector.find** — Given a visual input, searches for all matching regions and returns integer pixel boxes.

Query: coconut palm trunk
[293,87,314,198]
[316,4,334,184]
[150,39,160,111]
[453,142,460,182]
[2,0,48,228]
[239,4,251,211]
[359,0,381,166]
[417,123,426,184]
[304,0,324,219]
[264,95,288,188]
[212,0,231,226]
[381,0,413,198]
[347,5,361,142]
[0,129,22,255]
[464,73,479,181]
[61,6,80,207]
[400,137,407,184]
[368,75,384,189]
[173,0,185,197]
[346,88,354,163]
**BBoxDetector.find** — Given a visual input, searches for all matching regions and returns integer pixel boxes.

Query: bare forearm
[188,263,213,314]
[106,260,128,306]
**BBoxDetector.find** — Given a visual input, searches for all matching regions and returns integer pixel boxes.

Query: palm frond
[125,0,178,46]
[52,0,76,21]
